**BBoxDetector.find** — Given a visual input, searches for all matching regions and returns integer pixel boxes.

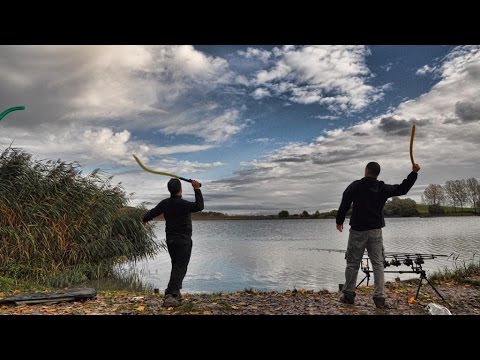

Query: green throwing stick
[0,106,25,122]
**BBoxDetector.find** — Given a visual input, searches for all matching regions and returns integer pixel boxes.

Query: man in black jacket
[336,161,420,308]
[143,178,204,307]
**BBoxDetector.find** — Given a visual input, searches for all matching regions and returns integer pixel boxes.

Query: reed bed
[0,147,160,286]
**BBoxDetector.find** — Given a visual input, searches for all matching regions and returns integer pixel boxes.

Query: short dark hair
[167,178,182,195]
[365,162,381,177]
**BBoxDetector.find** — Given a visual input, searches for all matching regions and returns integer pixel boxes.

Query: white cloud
[0,123,217,167]
[250,45,384,112]
[251,87,271,100]
[249,138,273,144]
[161,110,245,143]
[438,45,480,84]
[237,47,272,63]
[148,144,216,155]
[315,115,340,120]
[381,62,393,72]
[0,45,237,139]
[416,64,435,76]
[235,75,250,86]
[256,62,291,84]
[395,45,480,120]
[151,158,224,174]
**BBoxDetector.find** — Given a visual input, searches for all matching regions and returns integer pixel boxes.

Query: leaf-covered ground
[0,276,478,315]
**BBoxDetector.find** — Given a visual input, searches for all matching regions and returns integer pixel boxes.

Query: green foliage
[301,210,309,217]
[416,204,429,214]
[417,203,475,216]
[0,147,160,286]
[428,204,445,215]
[197,211,226,217]
[384,197,418,217]
[326,209,338,218]
[278,210,289,218]
[429,259,480,285]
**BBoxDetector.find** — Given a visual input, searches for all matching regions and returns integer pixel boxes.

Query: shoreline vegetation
[1,262,478,315]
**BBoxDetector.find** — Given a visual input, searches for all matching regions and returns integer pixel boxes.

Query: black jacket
[336,172,418,231]
[143,189,204,239]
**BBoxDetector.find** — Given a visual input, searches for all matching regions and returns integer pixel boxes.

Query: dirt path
[1,276,478,315]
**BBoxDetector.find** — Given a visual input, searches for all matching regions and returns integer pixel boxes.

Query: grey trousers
[342,228,386,300]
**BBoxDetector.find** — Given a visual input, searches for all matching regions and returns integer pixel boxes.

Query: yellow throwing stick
[409,124,415,165]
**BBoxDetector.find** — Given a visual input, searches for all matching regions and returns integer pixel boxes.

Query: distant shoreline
[147,213,478,221]
[147,202,479,221]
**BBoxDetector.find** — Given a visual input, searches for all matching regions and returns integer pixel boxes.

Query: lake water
[132,217,480,293]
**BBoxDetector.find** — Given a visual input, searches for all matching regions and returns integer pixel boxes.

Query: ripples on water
[134,217,480,293]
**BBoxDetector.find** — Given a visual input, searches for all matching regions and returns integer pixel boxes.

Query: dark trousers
[165,237,192,297]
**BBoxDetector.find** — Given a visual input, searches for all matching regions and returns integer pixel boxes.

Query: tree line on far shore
[278,210,337,219]
[422,177,479,214]
[196,177,479,219]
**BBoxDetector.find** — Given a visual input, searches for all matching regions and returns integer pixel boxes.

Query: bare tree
[422,184,445,206]
[454,179,469,212]
[444,180,457,211]
[466,178,480,213]
[478,182,480,212]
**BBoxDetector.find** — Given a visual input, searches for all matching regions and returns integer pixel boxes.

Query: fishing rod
[0,106,25,122]
[301,248,450,258]
[384,252,449,258]
[358,252,449,303]
[300,248,449,257]
[299,248,347,254]
[133,154,202,188]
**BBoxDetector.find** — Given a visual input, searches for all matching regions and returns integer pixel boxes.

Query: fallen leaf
[136,305,145,311]
[408,297,416,304]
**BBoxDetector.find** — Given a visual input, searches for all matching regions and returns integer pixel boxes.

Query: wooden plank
[15,297,76,305]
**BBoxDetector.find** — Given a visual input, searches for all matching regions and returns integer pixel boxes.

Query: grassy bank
[429,260,480,285]
[0,147,160,286]
[416,204,477,216]
[1,261,478,315]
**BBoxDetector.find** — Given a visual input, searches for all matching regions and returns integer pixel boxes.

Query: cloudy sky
[1,45,479,214]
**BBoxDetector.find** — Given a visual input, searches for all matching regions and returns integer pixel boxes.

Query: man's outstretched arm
[188,180,204,212]
[384,163,421,197]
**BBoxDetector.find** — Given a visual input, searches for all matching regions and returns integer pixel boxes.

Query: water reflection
[134,217,480,293]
